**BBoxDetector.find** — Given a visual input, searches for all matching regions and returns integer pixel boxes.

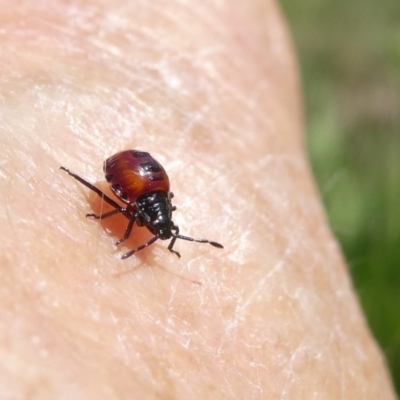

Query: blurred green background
[280,0,400,394]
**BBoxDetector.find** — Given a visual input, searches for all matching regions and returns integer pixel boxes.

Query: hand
[0,0,395,398]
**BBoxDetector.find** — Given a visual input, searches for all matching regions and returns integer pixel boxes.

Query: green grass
[280,0,400,394]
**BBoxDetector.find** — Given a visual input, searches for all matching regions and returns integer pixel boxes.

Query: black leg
[86,208,127,220]
[167,226,180,258]
[115,213,138,246]
[60,166,130,219]
[121,236,159,259]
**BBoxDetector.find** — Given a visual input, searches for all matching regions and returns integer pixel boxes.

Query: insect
[60,150,223,259]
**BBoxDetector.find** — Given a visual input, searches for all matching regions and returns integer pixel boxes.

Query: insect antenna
[174,234,223,249]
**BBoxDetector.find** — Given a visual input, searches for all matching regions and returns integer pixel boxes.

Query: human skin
[0,0,396,399]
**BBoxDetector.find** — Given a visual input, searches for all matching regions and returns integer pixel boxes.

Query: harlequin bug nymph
[60,150,223,259]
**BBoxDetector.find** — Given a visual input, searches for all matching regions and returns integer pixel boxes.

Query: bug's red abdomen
[104,150,170,204]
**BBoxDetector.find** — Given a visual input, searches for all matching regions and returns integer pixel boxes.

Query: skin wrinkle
[279,338,306,400]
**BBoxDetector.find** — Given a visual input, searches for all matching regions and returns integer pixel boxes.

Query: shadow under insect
[85,182,155,259]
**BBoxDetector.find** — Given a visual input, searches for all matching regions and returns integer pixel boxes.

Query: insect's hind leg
[121,235,159,259]
[60,166,130,219]
[86,208,127,220]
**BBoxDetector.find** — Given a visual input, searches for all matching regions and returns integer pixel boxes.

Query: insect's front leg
[168,225,181,258]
